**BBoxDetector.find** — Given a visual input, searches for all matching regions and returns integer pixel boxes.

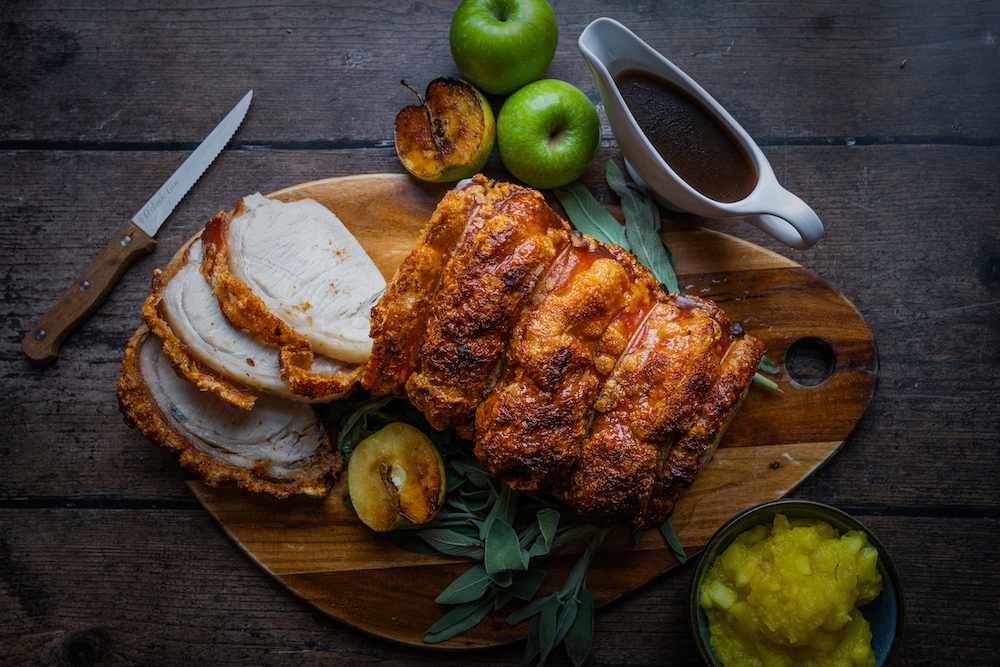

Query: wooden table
[2,1,997,664]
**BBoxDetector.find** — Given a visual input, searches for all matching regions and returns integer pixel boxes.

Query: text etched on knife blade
[137,177,180,227]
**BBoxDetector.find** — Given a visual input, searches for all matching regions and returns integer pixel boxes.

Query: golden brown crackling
[474,233,659,493]
[406,181,571,433]
[200,205,361,401]
[363,175,493,395]
[567,295,766,529]
[117,327,343,498]
[142,237,259,410]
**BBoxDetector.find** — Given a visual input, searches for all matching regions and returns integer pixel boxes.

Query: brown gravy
[614,69,756,203]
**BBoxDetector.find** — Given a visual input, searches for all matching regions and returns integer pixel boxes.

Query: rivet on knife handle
[21,221,156,363]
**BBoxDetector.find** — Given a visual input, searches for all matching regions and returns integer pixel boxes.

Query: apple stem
[401,79,445,153]
[400,79,424,104]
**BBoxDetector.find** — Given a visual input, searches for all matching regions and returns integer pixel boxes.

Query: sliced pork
[143,237,360,408]
[362,175,493,396]
[474,232,660,494]
[117,327,343,498]
[201,193,386,394]
[403,180,572,437]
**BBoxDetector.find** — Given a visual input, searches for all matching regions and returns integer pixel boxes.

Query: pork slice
[567,294,765,529]
[117,327,343,498]
[474,232,659,492]
[202,194,386,367]
[143,238,359,407]
[363,175,493,395]
[404,181,572,436]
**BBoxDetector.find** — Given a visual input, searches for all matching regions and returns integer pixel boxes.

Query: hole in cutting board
[784,337,836,387]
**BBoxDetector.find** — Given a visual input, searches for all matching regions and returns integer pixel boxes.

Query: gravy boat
[579,17,824,250]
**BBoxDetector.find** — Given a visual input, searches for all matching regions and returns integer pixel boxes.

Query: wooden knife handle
[21,220,157,363]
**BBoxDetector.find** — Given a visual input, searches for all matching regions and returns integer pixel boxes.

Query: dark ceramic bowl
[689,499,905,667]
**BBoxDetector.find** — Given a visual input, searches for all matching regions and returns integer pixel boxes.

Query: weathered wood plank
[0,510,995,665]
[1,1,997,143]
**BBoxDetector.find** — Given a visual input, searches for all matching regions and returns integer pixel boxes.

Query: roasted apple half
[347,422,447,532]
[394,77,496,183]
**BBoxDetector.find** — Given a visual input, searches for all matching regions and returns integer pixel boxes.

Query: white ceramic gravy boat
[579,17,824,250]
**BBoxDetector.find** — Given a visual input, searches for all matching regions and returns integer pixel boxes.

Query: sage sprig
[552,181,630,251]
[606,160,681,294]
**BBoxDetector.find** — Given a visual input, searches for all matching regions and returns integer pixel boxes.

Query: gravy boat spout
[579,17,823,250]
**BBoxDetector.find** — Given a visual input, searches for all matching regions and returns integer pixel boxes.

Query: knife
[21,90,253,364]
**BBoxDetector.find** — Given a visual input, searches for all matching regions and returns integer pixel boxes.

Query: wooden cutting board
[185,173,878,649]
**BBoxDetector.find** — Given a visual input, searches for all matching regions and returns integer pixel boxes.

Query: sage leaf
[507,567,548,601]
[607,161,680,294]
[537,508,559,551]
[564,588,594,667]
[435,564,492,604]
[550,595,580,661]
[385,529,439,555]
[523,614,542,664]
[424,596,495,643]
[659,519,688,564]
[335,395,396,457]
[485,517,529,575]
[481,484,517,541]
[507,593,555,626]
[536,595,562,665]
[419,528,485,558]
[758,356,780,375]
[553,182,630,251]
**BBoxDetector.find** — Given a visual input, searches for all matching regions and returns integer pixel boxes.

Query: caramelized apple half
[347,422,447,532]
[394,77,496,183]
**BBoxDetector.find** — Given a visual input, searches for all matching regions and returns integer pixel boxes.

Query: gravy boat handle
[745,186,824,250]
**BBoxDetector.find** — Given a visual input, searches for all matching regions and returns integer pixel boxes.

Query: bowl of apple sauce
[689,500,905,667]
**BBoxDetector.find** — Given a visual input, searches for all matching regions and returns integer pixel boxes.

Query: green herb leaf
[563,588,594,667]
[536,594,562,664]
[758,356,780,375]
[523,614,542,664]
[485,517,529,575]
[424,595,495,643]
[335,395,396,457]
[753,372,783,392]
[385,529,439,555]
[507,568,548,602]
[607,160,680,294]
[507,593,555,626]
[659,519,688,564]
[419,529,485,559]
[435,564,492,605]
[537,508,559,551]
[553,182,630,251]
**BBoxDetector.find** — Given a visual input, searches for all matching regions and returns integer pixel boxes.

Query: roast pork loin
[365,177,765,529]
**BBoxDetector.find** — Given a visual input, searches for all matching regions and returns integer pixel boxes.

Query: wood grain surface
[175,174,876,649]
[2,1,998,665]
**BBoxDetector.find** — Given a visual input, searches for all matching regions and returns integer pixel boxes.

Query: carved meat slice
[474,232,660,493]
[404,181,572,436]
[567,295,765,529]
[363,175,494,396]
[201,194,386,394]
[117,327,343,498]
[143,237,360,409]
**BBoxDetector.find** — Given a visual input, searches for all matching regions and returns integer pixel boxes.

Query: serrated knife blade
[22,90,253,363]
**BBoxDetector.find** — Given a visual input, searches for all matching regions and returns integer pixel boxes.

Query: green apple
[347,422,446,532]
[449,0,558,96]
[394,78,496,183]
[496,79,601,189]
